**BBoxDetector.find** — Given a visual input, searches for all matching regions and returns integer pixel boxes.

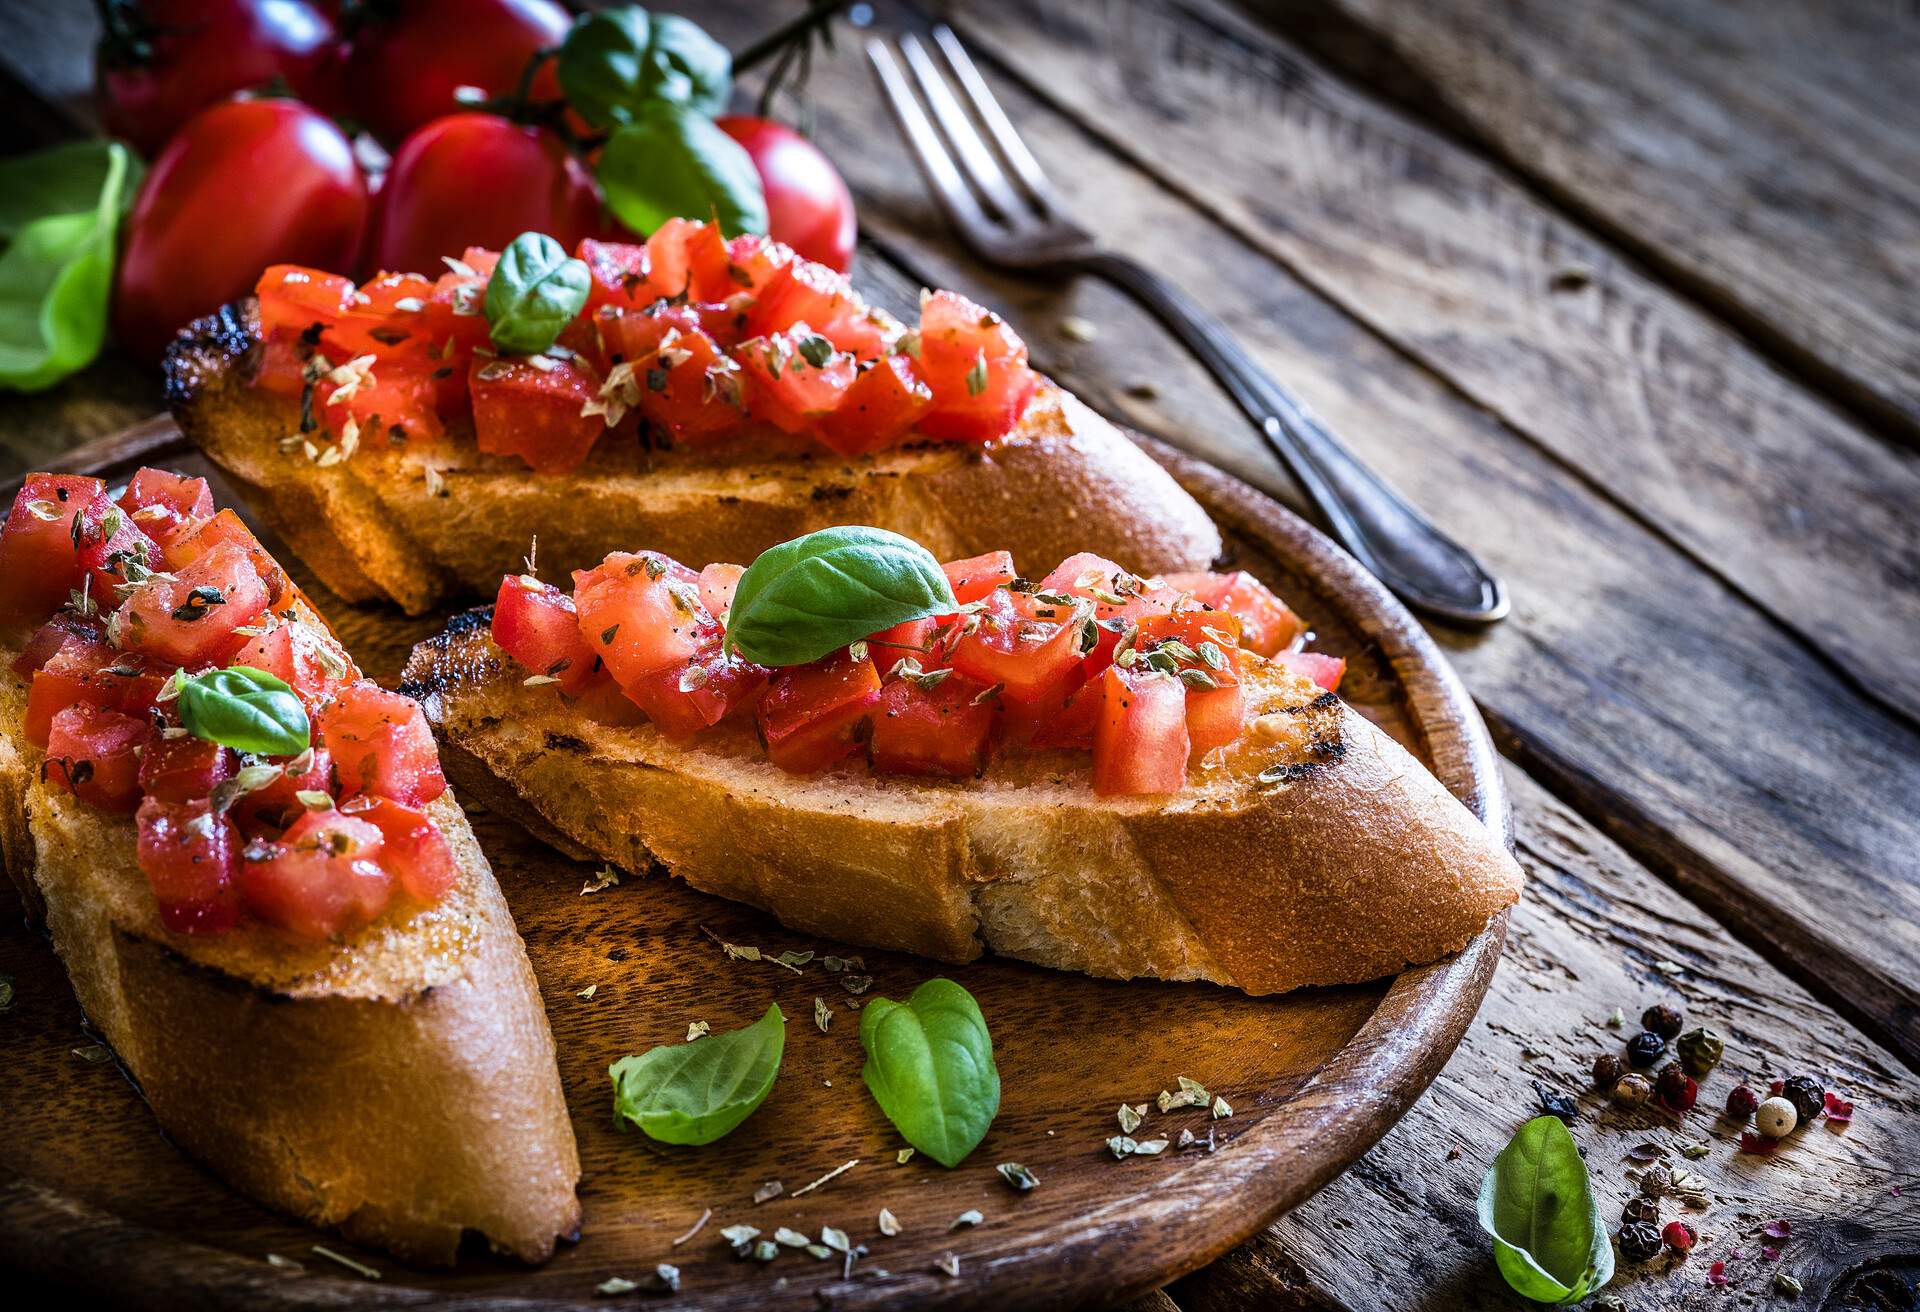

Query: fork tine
[896,33,1031,225]
[866,38,998,242]
[928,25,1063,214]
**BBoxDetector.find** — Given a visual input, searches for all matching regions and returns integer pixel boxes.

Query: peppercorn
[1656,1063,1699,1112]
[1756,1096,1798,1138]
[1622,1195,1660,1223]
[1675,1027,1724,1078]
[1725,1083,1760,1118]
[1662,1220,1697,1254]
[1592,1052,1625,1088]
[1532,1079,1579,1124]
[1617,1221,1663,1263]
[1613,1072,1653,1108]
[1642,1003,1684,1040]
[1780,1074,1825,1125]
[1639,1163,1673,1199]
[1625,1030,1666,1068]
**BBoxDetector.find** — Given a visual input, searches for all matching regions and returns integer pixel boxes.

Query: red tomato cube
[165,509,289,605]
[317,683,447,807]
[645,217,733,304]
[137,796,240,934]
[757,649,882,773]
[345,796,456,903]
[599,307,745,443]
[73,489,162,604]
[10,612,100,679]
[866,615,947,678]
[1093,667,1191,797]
[255,264,351,335]
[817,355,934,457]
[1270,650,1346,693]
[943,551,1015,604]
[322,271,438,361]
[0,473,103,623]
[229,619,357,709]
[624,646,769,741]
[736,327,857,434]
[579,238,653,313]
[572,552,715,689]
[1164,570,1304,657]
[316,353,447,448]
[724,233,797,303]
[869,676,998,778]
[138,730,236,804]
[25,637,166,747]
[748,257,892,359]
[118,467,215,532]
[491,574,599,693]
[239,810,393,940]
[44,702,146,812]
[949,590,1086,706]
[697,563,746,619]
[914,289,1038,442]
[229,745,333,834]
[113,539,271,666]
[470,355,604,473]
[1029,681,1103,750]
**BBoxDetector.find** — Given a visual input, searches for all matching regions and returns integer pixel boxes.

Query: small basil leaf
[610,1002,785,1145]
[858,978,998,1169]
[557,6,731,129]
[1478,1115,1614,1304]
[483,231,592,355]
[725,526,958,667]
[177,666,311,757]
[0,141,141,392]
[599,103,767,240]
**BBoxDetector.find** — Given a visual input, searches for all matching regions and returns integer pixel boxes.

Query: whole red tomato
[345,0,571,144]
[114,98,368,361]
[368,113,602,275]
[95,0,341,158]
[715,116,857,272]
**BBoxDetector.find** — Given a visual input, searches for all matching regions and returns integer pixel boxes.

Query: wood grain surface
[0,438,1505,1309]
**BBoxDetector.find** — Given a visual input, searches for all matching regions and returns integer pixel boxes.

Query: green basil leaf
[483,231,592,355]
[858,978,999,1169]
[599,103,768,240]
[610,1002,785,1145]
[725,526,958,667]
[177,666,311,757]
[0,141,140,393]
[1478,1116,1614,1304]
[557,6,731,129]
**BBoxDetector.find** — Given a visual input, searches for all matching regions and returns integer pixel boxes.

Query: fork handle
[1080,252,1509,625]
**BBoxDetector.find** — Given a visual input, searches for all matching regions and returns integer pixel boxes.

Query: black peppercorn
[1625,1030,1666,1068]
[1617,1221,1663,1263]
[1533,1079,1579,1124]
[1641,1003,1684,1040]
[1780,1074,1826,1125]
[1639,1163,1672,1199]
[1592,1052,1625,1088]
[1622,1195,1660,1223]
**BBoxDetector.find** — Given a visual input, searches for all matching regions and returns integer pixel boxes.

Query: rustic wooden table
[3,1,1917,1309]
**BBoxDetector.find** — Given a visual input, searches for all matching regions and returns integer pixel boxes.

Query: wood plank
[1262,0,1920,442]
[692,7,1920,1065]
[1174,768,1920,1310]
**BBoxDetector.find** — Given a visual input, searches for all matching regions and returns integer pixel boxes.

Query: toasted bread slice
[404,611,1522,995]
[0,636,582,1266]
[164,302,1224,615]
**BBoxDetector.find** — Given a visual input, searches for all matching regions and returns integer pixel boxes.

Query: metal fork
[867,26,1509,625]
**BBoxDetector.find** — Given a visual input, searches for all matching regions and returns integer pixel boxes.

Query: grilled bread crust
[164,301,1224,615]
[404,611,1523,996]
[0,633,582,1267]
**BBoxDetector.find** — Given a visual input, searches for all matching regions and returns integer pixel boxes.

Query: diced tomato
[0,473,102,623]
[943,551,1015,605]
[599,306,745,443]
[998,662,1087,744]
[1184,681,1246,757]
[645,217,734,304]
[253,332,320,399]
[118,467,215,525]
[949,590,1086,707]
[228,744,333,834]
[323,272,438,361]
[1135,610,1244,665]
[10,612,99,678]
[1039,552,1182,625]
[578,237,653,313]
[255,264,351,336]
[1093,667,1190,797]
[165,509,289,605]
[25,637,167,747]
[317,683,447,807]
[723,232,796,304]
[866,615,947,678]
[1164,570,1304,657]
[491,574,599,693]
[138,730,236,804]
[1270,650,1346,693]
[317,355,446,448]
[624,646,769,741]
[757,649,881,773]
[418,248,495,358]
[470,355,603,472]
[344,796,456,902]
[239,810,393,940]
[869,676,998,778]
[571,552,714,688]
[816,355,933,457]
[1029,680,1102,750]
[697,563,746,619]
[229,618,355,708]
[735,326,856,434]
[44,702,146,812]
[113,539,270,667]
[137,796,240,934]
[73,489,162,604]
[913,288,1038,442]
[748,257,892,359]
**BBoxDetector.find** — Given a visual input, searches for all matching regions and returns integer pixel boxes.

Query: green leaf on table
[176,666,311,757]
[598,102,767,239]
[483,231,592,355]
[723,526,958,667]
[858,978,999,1168]
[610,1003,785,1145]
[0,141,141,393]
[557,5,732,128]
[1478,1115,1614,1303]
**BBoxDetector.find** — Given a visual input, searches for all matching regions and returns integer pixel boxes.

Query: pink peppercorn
[1726,1083,1760,1117]
[1663,1220,1697,1254]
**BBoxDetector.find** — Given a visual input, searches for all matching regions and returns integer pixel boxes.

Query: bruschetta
[0,467,580,1265]
[164,220,1222,615]
[403,532,1522,994]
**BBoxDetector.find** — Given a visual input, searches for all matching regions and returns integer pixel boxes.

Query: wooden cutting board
[0,423,1509,1310]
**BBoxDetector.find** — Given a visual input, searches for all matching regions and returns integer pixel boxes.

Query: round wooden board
[0,426,1509,1311]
